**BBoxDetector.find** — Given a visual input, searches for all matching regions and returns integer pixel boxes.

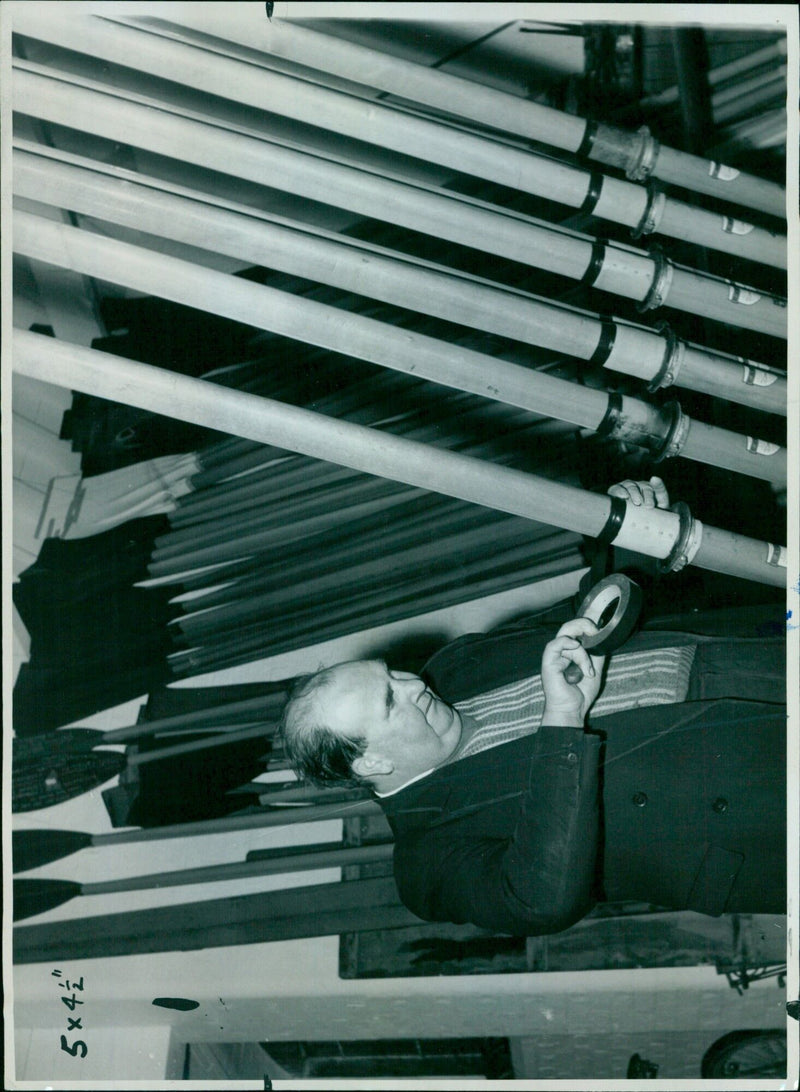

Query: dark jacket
[379,609,785,935]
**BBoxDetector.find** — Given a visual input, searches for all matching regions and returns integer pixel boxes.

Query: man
[282,479,786,936]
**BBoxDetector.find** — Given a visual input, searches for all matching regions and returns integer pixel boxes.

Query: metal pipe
[598,323,785,416]
[11,34,786,267]
[12,330,786,588]
[606,324,786,415]
[14,147,787,354]
[12,210,787,484]
[671,28,715,156]
[100,7,786,218]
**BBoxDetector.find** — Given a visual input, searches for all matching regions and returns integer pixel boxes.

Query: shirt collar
[373,766,436,798]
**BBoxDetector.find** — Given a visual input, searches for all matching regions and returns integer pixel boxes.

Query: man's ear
[352,751,394,779]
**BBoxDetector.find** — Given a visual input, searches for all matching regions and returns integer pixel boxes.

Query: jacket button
[632,792,648,807]
[567,751,578,764]
[712,797,728,814]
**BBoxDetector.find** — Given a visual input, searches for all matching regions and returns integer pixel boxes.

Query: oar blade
[13,735,126,811]
[12,828,93,873]
[14,878,82,921]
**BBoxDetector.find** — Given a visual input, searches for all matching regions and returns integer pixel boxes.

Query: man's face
[319,660,462,785]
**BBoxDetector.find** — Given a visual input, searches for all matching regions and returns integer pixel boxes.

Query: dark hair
[280,669,369,787]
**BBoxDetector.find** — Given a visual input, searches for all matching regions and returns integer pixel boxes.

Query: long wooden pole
[14,144,787,335]
[12,57,785,273]
[38,842,396,902]
[12,212,787,486]
[619,39,786,118]
[12,6,785,226]
[119,6,785,219]
[12,329,786,587]
[14,877,415,962]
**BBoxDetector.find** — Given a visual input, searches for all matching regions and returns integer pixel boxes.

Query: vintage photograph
[3,2,797,1086]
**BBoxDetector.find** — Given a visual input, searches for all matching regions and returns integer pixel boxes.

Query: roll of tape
[563,573,643,683]
[577,573,643,654]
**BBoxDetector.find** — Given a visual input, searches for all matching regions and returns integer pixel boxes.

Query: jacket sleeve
[392,726,602,936]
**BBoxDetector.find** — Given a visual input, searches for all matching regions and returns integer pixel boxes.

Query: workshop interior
[7,7,792,1083]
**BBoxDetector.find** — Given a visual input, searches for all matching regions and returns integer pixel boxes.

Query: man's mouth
[419,690,434,717]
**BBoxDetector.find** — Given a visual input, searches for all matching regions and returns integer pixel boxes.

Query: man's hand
[607,475,669,509]
[541,618,605,727]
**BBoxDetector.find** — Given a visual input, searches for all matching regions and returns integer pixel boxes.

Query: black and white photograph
[3,2,797,1087]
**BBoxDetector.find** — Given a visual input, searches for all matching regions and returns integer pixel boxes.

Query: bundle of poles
[11,13,788,939]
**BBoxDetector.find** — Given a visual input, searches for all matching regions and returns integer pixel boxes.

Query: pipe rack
[10,13,786,266]
[12,211,787,486]
[13,330,787,588]
[105,7,787,218]
[14,143,786,338]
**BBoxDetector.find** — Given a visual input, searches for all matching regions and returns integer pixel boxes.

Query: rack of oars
[137,320,584,679]
[12,681,389,924]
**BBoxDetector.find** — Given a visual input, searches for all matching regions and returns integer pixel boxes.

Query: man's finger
[649,475,670,508]
[562,642,595,679]
[550,635,595,678]
[556,617,600,641]
[611,479,647,506]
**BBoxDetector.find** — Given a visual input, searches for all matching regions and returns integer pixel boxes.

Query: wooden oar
[13,737,127,814]
[128,722,274,766]
[13,717,282,809]
[12,797,382,871]
[13,840,394,921]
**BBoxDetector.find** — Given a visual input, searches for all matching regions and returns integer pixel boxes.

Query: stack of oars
[13,669,386,922]
[12,790,387,922]
[12,685,289,814]
[140,330,583,678]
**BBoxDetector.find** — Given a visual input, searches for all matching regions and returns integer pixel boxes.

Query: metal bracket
[657,500,702,573]
[637,247,674,312]
[647,323,686,392]
[653,401,690,461]
[631,181,666,239]
[626,125,661,181]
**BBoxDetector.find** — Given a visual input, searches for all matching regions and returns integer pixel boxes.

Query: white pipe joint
[607,500,680,559]
[646,326,687,391]
[601,323,667,383]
